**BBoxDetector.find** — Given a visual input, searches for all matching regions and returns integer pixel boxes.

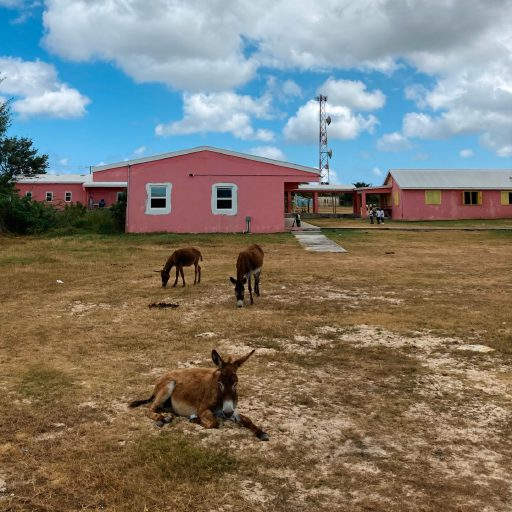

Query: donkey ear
[212,350,225,368]
[234,349,255,368]
[230,277,237,284]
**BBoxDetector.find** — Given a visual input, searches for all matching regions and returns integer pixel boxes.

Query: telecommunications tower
[315,94,332,184]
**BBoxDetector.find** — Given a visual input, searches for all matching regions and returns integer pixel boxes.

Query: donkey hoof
[163,416,173,424]
[155,420,165,428]
[258,431,270,441]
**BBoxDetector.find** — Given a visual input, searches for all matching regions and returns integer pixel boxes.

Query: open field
[1,230,512,511]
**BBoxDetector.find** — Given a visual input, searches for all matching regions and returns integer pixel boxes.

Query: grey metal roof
[389,169,512,189]
[92,146,321,176]
[15,173,89,184]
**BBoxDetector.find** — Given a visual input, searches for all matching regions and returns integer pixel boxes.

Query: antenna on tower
[315,94,332,184]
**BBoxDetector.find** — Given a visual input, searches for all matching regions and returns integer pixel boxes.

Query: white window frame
[211,183,238,216]
[65,191,72,202]
[145,183,172,215]
[46,191,53,202]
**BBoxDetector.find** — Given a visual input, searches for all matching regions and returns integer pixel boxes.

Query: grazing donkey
[129,349,269,441]
[230,244,264,308]
[157,247,202,287]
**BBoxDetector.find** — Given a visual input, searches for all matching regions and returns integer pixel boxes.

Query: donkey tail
[128,395,155,408]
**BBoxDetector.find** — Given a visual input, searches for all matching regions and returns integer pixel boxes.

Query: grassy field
[1,230,511,511]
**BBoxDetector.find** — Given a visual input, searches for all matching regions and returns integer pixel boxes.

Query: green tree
[0,96,50,232]
[352,181,371,188]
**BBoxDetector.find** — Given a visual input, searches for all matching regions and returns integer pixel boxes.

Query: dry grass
[0,230,511,511]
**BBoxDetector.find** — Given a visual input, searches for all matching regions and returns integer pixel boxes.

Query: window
[463,191,482,205]
[425,190,441,205]
[501,191,512,205]
[25,191,32,200]
[116,191,126,202]
[65,191,72,202]
[212,183,238,215]
[145,183,171,215]
[46,191,53,202]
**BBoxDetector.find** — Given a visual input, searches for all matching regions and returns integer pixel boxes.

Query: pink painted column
[286,191,292,213]
[353,191,359,216]
[312,191,319,213]
[361,191,367,218]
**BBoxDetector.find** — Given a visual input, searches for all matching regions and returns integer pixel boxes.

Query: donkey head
[160,269,171,287]
[230,276,247,308]
[212,349,255,418]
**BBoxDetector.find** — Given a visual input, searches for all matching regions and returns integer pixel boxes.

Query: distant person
[369,207,375,224]
[88,196,94,209]
[378,208,385,224]
[99,198,106,208]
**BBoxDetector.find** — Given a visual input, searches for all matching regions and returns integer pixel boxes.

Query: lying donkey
[129,349,269,441]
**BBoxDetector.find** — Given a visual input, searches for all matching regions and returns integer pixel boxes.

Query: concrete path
[294,231,347,252]
[285,217,347,252]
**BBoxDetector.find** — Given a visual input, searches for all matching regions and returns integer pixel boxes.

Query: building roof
[14,174,127,188]
[388,169,512,189]
[92,146,321,176]
[15,173,89,184]
[297,183,355,192]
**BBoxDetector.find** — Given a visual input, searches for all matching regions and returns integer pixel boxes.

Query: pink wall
[123,151,317,233]
[391,184,512,220]
[15,182,87,207]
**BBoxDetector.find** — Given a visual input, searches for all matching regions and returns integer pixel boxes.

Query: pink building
[15,147,320,233]
[357,169,512,221]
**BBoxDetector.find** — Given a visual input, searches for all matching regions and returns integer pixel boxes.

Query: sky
[1,0,512,186]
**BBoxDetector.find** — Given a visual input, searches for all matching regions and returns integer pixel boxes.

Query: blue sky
[1,0,512,185]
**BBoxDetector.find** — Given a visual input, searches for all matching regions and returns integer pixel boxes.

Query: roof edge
[92,146,321,175]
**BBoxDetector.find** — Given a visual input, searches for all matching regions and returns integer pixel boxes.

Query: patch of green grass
[129,434,237,482]
[18,366,75,401]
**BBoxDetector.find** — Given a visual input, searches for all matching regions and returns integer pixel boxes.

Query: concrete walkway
[285,217,347,253]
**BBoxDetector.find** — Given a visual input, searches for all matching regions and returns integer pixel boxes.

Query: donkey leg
[254,271,261,296]
[197,264,201,284]
[173,267,179,287]
[147,381,176,427]
[248,274,254,304]
[180,267,186,287]
[236,412,269,441]
[198,409,219,429]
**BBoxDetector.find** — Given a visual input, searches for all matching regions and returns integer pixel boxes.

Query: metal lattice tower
[315,94,332,184]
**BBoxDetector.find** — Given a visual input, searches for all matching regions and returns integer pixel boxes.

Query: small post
[245,216,251,233]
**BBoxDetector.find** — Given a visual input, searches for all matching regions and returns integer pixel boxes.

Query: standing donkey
[230,244,264,308]
[129,349,269,441]
[157,247,202,287]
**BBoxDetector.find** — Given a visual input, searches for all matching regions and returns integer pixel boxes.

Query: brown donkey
[157,247,202,287]
[129,349,269,441]
[230,244,264,308]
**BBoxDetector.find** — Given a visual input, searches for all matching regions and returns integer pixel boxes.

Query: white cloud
[133,146,147,156]
[284,79,382,143]
[376,132,414,152]
[459,149,474,158]
[320,78,385,111]
[248,146,285,161]
[372,167,382,177]
[156,92,274,141]
[0,57,89,118]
